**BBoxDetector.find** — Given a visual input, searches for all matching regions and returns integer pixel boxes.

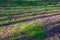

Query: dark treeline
[0,0,59,7]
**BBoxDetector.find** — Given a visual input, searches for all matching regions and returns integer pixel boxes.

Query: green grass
[0,5,60,40]
[0,6,60,25]
[3,20,47,40]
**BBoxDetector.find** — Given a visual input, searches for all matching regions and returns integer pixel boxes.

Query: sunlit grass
[4,20,47,40]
